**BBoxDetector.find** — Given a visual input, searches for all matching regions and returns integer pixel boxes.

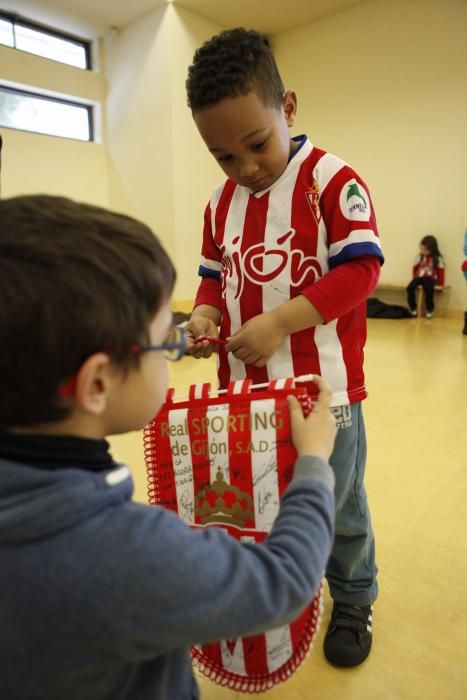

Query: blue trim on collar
[288,134,307,163]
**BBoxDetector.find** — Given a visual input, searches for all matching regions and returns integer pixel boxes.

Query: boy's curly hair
[186,28,284,112]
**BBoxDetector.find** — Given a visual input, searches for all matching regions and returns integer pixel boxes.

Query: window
[0,12,90,69]
[0,86,93,141]
[0,17,13,47]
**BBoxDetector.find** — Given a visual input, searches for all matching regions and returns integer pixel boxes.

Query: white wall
[104,4,221,300]
[169,7,224,301]
[272,0,467,309]
[105,6,175,257]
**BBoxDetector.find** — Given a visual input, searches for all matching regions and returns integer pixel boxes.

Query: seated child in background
[0,195,336,700]
[406,234,445,318]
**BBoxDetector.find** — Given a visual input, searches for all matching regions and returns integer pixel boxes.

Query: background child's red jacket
[412,253,445,286]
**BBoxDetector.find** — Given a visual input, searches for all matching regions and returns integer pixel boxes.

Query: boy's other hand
[225,311,287,366]
[185,316,219,358]
[287,376,337,462]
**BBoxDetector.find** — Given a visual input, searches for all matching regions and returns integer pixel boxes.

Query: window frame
[0,11,91,70]
[0,84,94,142]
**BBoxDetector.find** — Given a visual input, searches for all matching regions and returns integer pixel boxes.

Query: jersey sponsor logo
[340,180,371,221]
[220,229,323,299]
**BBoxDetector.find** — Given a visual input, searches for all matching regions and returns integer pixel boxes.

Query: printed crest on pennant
[195,469,254,527]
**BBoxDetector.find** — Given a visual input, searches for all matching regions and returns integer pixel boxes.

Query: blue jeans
[326,402,378,606]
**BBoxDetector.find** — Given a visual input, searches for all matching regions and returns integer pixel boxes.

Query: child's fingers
[287,376,333,414]
[287,394,300,409]
[287,395,304,427]
[288,379,337,460]
[310,375,333,410]
[195,340,214,357]
[185,337,214,358]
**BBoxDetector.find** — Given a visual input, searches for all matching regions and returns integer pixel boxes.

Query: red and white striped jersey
[196,136,384,406]
[412,254,445,286]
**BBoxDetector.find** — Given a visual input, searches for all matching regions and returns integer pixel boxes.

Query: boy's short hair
[186,28,285,112]
[0,195,175,427]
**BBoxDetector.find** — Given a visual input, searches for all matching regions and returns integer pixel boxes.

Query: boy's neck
[289,136,301,158]
[9,414,107,441]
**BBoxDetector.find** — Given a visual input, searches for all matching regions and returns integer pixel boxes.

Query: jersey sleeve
[319,164,384,269]
[198,202,222,280]
[194,276,222,309]
[194,201,223,309]
[301,255,381,322]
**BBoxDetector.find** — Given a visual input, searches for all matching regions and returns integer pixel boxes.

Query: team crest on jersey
[340,180,371,221]
[305,179,321,225]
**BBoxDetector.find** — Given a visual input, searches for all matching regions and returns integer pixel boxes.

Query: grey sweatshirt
[0,452,334,699]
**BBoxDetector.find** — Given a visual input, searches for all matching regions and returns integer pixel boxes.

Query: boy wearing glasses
[0,194,337,700]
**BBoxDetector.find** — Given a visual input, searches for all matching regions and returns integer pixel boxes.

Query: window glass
[0,18,14,47]
[0,14,89,69]
[0,87,92,141]
[14,24,88,69]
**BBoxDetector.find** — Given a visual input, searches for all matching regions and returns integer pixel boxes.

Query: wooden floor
[109,314,467,700]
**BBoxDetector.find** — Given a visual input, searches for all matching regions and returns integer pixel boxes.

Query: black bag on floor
[366,297,411,319]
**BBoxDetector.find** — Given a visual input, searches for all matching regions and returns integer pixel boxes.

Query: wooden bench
[375,283,448,317]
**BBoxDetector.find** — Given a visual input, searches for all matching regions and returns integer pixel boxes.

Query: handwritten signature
[179,490,194,521]
[258,490,274,515]
[252,456,277,486]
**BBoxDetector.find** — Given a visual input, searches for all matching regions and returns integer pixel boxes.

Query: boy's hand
[185,316,219,358]
[287,376,337,462]
[226,311,287,367]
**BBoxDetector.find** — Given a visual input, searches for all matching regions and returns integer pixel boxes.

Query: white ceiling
[4,0,369,38]
[172,0,369,35]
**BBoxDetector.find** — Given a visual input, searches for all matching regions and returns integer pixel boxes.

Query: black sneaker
[324,602,373,667]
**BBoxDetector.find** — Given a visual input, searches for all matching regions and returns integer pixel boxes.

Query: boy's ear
[282,90,297,127]
[74,353,116,415]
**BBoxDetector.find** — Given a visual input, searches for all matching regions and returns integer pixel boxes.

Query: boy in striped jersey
[185,28,384,668]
